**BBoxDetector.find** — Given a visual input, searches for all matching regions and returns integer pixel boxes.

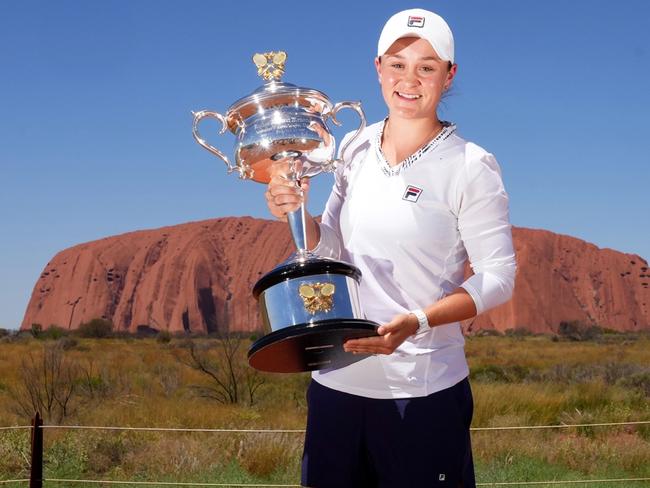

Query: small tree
[10,343,80,423]
[174,333,266,406]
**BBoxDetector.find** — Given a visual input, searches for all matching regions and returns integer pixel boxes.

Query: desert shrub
[475,328,503,337]
[153,363,181,397]
[57,337,78,350]
[30,323,42,337]
[156,330,172,344]
[136,324,159,337]
[44,432,90,477]
[557,321,603,341]
[504,327,534,338]
[110,329,134,341]
[558,408,597,437]
[532,362,650,392]
[471,364,530,383]
[76,358,116,400]
[0,429,30,477]
[77,319,113,338]
[85,433,131,475]
[0,330,31,344]
[239,434,300,478]
[41,325,68,340]
[619,371,650,396]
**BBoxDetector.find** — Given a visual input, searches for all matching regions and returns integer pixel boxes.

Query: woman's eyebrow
[384,54,440,62]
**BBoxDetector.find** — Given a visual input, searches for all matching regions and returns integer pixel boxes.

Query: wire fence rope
[470,420,650,431]
[37,477,650,486]
[475,479,650,486]
[2,419,648,488]
[31,419,650,434]
[40,426,306,433]
[45,480,301,487]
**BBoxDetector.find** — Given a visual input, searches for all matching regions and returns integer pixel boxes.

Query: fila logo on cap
[403,185,423,203]
[407,15,425,28]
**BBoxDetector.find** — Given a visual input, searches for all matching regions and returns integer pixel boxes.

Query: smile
[396,92,422,100]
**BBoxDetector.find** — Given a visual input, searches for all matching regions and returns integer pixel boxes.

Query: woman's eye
[390,63,404,69]
[420,66,435,72]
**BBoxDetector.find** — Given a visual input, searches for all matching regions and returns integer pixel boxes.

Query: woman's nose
[402,68,420,86]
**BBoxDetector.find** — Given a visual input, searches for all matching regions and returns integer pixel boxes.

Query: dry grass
[0,333,648,482]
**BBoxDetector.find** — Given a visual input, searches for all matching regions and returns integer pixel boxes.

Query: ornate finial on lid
[252,51,287,81]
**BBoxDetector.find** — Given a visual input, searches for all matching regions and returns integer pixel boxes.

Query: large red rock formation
[21,218,650,334]
[470,228,649,333]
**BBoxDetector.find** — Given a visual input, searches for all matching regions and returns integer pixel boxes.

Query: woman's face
[375,37,457,121]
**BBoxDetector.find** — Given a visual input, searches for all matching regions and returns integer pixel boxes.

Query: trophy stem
[287,203,307,258]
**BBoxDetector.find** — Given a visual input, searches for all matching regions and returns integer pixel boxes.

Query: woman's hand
[343,313,419,355]
[343,290,478,356]
[265,159,310,222]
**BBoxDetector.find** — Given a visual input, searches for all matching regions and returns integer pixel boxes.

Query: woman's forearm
[423,288,478,328]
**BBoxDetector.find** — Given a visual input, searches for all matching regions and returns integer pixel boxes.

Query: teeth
[398,92,421,99]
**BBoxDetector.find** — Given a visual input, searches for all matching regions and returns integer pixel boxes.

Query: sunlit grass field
[0,332,648,486]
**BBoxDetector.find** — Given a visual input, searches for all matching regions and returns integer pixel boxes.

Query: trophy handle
[192,110,249,178]
[329,101,367,168]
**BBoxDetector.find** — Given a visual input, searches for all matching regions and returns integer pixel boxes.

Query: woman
[266,8,516,488]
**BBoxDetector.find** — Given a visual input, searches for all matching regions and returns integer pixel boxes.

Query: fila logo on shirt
[402,185,423,203]
[407,16,425,28]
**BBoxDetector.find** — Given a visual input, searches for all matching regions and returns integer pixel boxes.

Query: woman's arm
[344,288,477,355]
[344,149,516,355]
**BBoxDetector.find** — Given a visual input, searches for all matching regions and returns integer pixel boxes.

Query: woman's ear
[444,63,458,91]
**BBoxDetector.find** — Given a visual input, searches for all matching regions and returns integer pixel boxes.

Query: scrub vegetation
[0,328,648,486]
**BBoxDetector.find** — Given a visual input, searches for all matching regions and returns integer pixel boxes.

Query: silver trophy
[192,51,378,373]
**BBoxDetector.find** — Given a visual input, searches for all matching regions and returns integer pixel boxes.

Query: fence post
[30,412,43,488]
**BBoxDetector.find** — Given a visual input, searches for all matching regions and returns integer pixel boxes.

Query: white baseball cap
[377,8,455,63]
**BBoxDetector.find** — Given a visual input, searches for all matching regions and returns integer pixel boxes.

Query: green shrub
[77,319,113,338]
[504,327,534,337]
[41,325,68,340]
[619,371,650,396]
[30,323,42,338]
[471,364,530,383]
[0,429,30,477]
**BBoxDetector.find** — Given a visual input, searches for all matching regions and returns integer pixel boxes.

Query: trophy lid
[225,51,333,132]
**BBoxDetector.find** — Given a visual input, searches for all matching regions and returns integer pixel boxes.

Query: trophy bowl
[192,51,379,373]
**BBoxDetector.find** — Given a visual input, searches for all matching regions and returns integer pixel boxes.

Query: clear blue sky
[1,1,649,329]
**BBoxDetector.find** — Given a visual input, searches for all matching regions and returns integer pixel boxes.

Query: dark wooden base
[248,319,379,373]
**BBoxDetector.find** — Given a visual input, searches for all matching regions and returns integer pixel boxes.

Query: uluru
[21,217,650,334]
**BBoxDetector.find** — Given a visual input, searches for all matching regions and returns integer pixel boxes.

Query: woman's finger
[273,194,302,207]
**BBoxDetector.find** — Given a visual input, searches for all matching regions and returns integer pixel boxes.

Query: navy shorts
[301,377,475,488]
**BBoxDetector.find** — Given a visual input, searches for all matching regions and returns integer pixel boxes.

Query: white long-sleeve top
[311,120,516,399]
